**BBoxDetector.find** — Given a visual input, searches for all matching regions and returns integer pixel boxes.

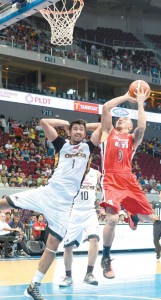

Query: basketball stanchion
[40,0,84,46]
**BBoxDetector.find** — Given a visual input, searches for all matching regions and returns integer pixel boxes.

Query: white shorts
[64,209,99,248]
[8,184,74,240]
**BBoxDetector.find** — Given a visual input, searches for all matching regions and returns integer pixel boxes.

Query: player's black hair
[69,119,87,131]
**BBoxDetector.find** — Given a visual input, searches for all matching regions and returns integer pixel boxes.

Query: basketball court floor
[0,251,161,300]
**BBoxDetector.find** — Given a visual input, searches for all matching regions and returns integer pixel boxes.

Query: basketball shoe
[101,257,115,279]
[127,212,139,230]
[24,282,46,300]
[83,273,98,285]
[59,276,73,287]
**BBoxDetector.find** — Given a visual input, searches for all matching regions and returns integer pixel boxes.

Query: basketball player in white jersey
[0,118,101,300]
[59,167,101,287]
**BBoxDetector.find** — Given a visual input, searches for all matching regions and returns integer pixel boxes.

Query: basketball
[129,80,151,99]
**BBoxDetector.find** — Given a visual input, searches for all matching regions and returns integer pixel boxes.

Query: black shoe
[127,212,139,230]
[5,253,13,258]
[156,252,160,259]
[101,257,115,279]
[24,282,46,300]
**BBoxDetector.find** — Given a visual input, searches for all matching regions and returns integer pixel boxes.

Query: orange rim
[41,0,84,15]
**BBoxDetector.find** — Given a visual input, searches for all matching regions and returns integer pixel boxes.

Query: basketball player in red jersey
[100,88,158,279]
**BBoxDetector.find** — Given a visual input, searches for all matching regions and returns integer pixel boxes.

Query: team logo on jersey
[81,185,95,190]
[73,145,80,150]
[65,152,86,158]
[114,138,129,149]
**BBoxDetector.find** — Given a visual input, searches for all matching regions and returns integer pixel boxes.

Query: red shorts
[100,173,153,215]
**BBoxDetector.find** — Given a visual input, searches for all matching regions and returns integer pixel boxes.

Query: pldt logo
[113,108,129,117]
[25,94,34,104]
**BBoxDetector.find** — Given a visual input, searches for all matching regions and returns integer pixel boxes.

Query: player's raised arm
[86,123,101,131]
[39,118,69,142]
[132,89,149,149]
[90,124,102,147]
[101,93,133,141]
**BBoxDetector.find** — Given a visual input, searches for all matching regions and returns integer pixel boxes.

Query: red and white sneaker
[101,257,115,279]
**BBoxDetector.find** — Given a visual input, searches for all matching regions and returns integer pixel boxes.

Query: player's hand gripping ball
[129,80,151,100]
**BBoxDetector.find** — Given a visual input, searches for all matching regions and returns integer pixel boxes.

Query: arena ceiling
[85,0,161,12]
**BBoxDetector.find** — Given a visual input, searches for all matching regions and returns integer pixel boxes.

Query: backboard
[0,0,59,30]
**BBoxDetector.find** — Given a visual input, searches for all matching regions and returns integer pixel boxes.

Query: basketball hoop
[40,0,84,46]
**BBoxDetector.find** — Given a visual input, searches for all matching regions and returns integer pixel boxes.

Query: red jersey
[102,128,134,175]
[100,129,153,215]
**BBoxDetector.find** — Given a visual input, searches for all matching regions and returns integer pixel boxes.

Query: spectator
[37,175,48,187]
[5,212,11,223]
[118,211,126,224]
[46,139,55,157]
[26,174,34,187]
[150,183,159,194]
[13,125,23,141]
[9,213,28,256]
[34,162,42,175]
[156,180,161,191]
[22,149,30,161]
[0,148,7,160]
[32,213,47,244]
[0,212,21,257]
[8,161,18,174]
[11,138,20,150]
[8,170,19,186]
[5,140,13,150]
[0,177,9,188]
[41,164,52,177]
[149,175,156,187]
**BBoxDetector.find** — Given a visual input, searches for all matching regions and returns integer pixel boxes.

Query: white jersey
[8,137,96,240]
[48,137,95,199]
[73,168,101,211]
[64,168,101,247]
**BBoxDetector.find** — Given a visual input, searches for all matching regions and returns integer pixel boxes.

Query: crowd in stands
[0,23,161,111]
[0,22,160,78]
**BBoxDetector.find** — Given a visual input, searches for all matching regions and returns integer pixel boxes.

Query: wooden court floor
[0,251,161,300]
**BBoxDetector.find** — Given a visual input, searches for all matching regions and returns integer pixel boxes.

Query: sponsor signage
[0,88,160,123]
[112,107,129,117]
[74,101,99,114]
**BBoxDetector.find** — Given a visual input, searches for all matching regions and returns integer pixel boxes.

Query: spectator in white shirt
[5,140,13,150]
[0,212,21,257]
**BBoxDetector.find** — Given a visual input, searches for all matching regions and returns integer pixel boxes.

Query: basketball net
[40,0,84,46]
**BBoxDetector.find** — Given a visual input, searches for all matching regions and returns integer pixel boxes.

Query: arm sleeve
[86,140,96,154]
[52,136,66,153]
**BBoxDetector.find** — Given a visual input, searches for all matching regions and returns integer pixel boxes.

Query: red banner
[74,101,99,114]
